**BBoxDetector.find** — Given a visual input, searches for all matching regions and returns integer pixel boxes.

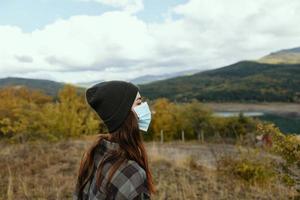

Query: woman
[73,80,156,200]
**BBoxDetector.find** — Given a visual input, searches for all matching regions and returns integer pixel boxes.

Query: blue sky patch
[0,0,187,32]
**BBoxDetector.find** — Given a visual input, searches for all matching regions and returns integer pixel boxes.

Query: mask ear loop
[132,107,140,120]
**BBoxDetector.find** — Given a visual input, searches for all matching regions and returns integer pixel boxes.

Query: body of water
[213,111,300,134]
[213,111,264,117]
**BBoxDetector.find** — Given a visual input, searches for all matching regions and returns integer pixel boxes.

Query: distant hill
[258,46,300,64]
[138,61,300,102]
[0,68,201,98]
[0,77,85,98]
[74,69,202,86]
[74,80,105,88]
[129,69,202,84]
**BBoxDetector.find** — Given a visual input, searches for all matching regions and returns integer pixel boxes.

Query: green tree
[184,99,213,141]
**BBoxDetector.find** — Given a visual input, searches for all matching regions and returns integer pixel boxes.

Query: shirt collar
[94,139,120,166]
[100,138,120,151]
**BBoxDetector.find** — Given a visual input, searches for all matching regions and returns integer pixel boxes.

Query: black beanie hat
[85,80,139,133]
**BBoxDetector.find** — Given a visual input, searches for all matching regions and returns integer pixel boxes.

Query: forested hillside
[138,61,300,102]
[1,60,300,103]
[0,77,85,98]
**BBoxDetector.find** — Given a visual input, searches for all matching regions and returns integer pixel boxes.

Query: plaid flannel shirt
[73,139,151,200]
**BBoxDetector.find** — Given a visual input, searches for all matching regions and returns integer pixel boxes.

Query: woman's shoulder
[125,160,147,178]
[110,160,149,199]
[112,159,147,184]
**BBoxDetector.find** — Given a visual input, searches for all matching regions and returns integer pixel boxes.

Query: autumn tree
[0,84,103,142]
[0,86,53,141]
[172,103,194,140]
[36,84,101,140]
[150,98,177,141]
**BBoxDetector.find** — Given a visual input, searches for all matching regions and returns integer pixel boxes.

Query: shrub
[233,159,276,184]
[256,122,300,166]
[281,174,296,187]
[217,156,277,185]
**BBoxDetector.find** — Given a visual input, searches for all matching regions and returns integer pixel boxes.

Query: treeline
[147,98,260,143]
[0,85,101,142]
[0,84,293,143]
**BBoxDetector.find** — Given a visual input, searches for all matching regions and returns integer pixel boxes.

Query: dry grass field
[0,137,299,200]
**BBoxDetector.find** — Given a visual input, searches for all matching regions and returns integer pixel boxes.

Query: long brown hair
[76,109,156,199]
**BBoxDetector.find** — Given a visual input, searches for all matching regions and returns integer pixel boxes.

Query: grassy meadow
[0,136,299,200]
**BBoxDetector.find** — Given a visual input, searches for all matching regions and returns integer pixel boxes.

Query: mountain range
[138,61,300,102]
[0,46,299,102]
[74,69,202,87]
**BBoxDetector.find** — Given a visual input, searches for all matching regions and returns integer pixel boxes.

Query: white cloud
[0,11,158,78]
[80,0,144,13]
[1,0,300,83]
[171,0,300,55]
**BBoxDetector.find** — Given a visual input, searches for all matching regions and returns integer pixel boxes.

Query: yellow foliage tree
[151,98,177,141]
[0,85,102,142]
[0,86,53,141]
[37,84,101,140]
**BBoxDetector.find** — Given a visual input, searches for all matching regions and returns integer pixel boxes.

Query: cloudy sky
[1,0,300,84]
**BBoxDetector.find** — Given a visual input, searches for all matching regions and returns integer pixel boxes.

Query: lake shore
[204,102,300,117]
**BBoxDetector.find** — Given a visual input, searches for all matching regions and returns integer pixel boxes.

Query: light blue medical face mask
[133,101,151,132]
